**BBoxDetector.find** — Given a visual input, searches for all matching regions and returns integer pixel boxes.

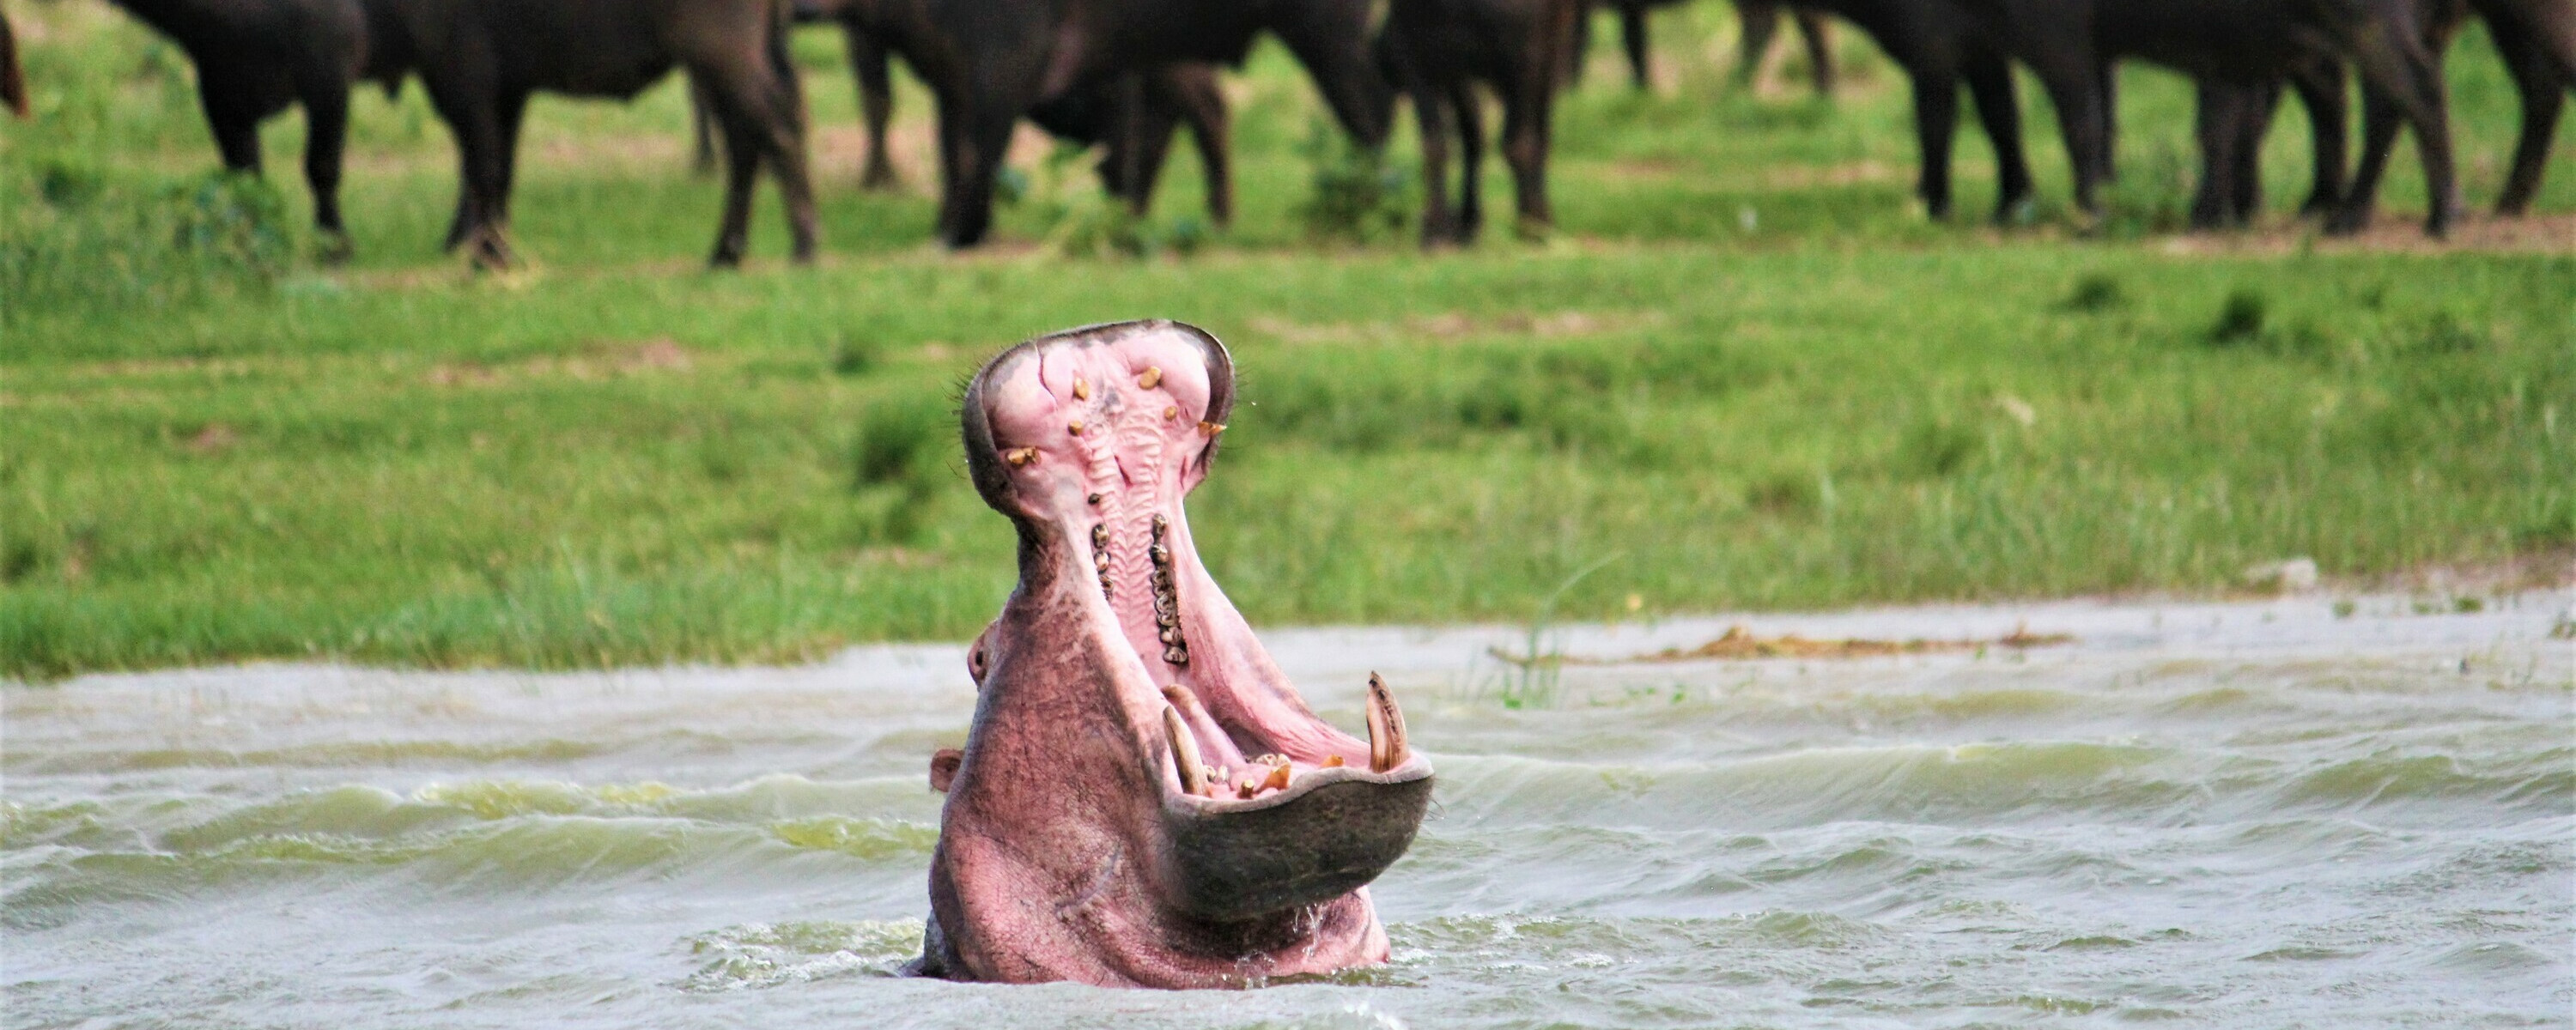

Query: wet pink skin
[913,321,1428,988]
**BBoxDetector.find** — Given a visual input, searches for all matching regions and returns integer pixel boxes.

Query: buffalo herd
[52,0,2576,264]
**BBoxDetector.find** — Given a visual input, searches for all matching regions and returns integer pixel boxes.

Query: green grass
[3,0,2570,680]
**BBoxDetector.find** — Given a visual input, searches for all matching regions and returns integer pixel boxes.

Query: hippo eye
[968,643,988,683]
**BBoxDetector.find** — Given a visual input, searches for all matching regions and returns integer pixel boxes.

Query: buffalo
[811,0,1390,246]
[1379,0,1585,243]
[384,0,818,268]
[102,0,405,260]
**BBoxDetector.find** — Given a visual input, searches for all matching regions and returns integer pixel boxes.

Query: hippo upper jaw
[918,321,1431,988]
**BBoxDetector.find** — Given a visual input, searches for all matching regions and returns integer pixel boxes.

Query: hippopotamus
[908,320,1433,987]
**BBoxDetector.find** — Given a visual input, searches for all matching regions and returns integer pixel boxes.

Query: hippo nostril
[967,620,996,685]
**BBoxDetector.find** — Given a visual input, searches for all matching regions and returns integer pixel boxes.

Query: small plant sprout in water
[1482,553,1621,710]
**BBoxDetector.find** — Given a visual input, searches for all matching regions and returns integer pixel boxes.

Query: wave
[0,775,945,926]
[1424,739,2573,831]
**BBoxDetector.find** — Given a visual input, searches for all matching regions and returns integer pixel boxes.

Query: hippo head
[908,320,1432,987]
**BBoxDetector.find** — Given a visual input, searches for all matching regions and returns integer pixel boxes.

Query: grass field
[3,0,2570,681]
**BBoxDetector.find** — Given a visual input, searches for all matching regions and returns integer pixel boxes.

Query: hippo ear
[930,748,963,792]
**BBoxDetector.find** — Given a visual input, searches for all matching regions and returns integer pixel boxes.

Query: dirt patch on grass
[1248,310,1669,346]
[2156,211,2576,257]
[423,337,696,387]
[1553,623,2076,664]
[1763,160,1904,189]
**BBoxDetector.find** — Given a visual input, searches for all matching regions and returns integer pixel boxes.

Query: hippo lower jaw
[919,320,1431,988]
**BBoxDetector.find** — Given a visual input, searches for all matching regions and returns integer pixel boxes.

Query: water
[7,595,2570,1028]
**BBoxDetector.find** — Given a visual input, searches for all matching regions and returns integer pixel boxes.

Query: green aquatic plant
[1486,554,1623,710]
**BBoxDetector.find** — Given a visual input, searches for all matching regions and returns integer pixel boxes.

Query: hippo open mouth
[908,320,1433,987]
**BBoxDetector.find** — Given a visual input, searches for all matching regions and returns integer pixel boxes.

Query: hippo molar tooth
[1072,377,1090,401]
[1138,367,1162,390]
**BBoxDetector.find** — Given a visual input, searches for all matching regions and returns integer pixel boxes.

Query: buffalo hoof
[2421,203,2458,239]
[860,161,900,192]
[315,230,354,266]
[467,228,518,271]
[1991,194,2037,227]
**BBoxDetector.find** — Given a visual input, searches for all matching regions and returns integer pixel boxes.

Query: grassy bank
[3,1,2569,680]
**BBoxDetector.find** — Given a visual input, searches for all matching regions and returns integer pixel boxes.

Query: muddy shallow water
[7,594,2570,1028]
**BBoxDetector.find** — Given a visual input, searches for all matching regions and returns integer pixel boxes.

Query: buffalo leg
[697,52,818,265]
[489,91,528,241]
[1455,81,1486,239]
[710,99,762,267]
[299,78,353,262]
[2491,19,2568,215]
[2096,63,2118,184]
[2339,35,2458,235]
[1794,9,1832,99]
[1622,2,1654,90]
[423,70,516,267]
[939,101,1018,248]
[690,76,719,177]
[2189,80,2245,228]
[2233,81,2280,224]
[1112,76,1179,216]
[200,76,264,174]
[767,32,819,262]
[2188,81,2222,228]
[2337,90,2404,233]
[847,21,900,191]
[2289,56,2347,215]
[931,92,969,240]
[2026,53,2109,215]
[1500,72,1555,233]
[1963,49,2032,221]
[1734,0,1777,90]
[1176,71,1233,226]
[1907,64,1962,220]
[1408,73,1460,245]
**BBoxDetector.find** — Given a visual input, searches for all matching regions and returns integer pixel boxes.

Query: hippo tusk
[1366,672,1409,773]
[1163,705,1208,797]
